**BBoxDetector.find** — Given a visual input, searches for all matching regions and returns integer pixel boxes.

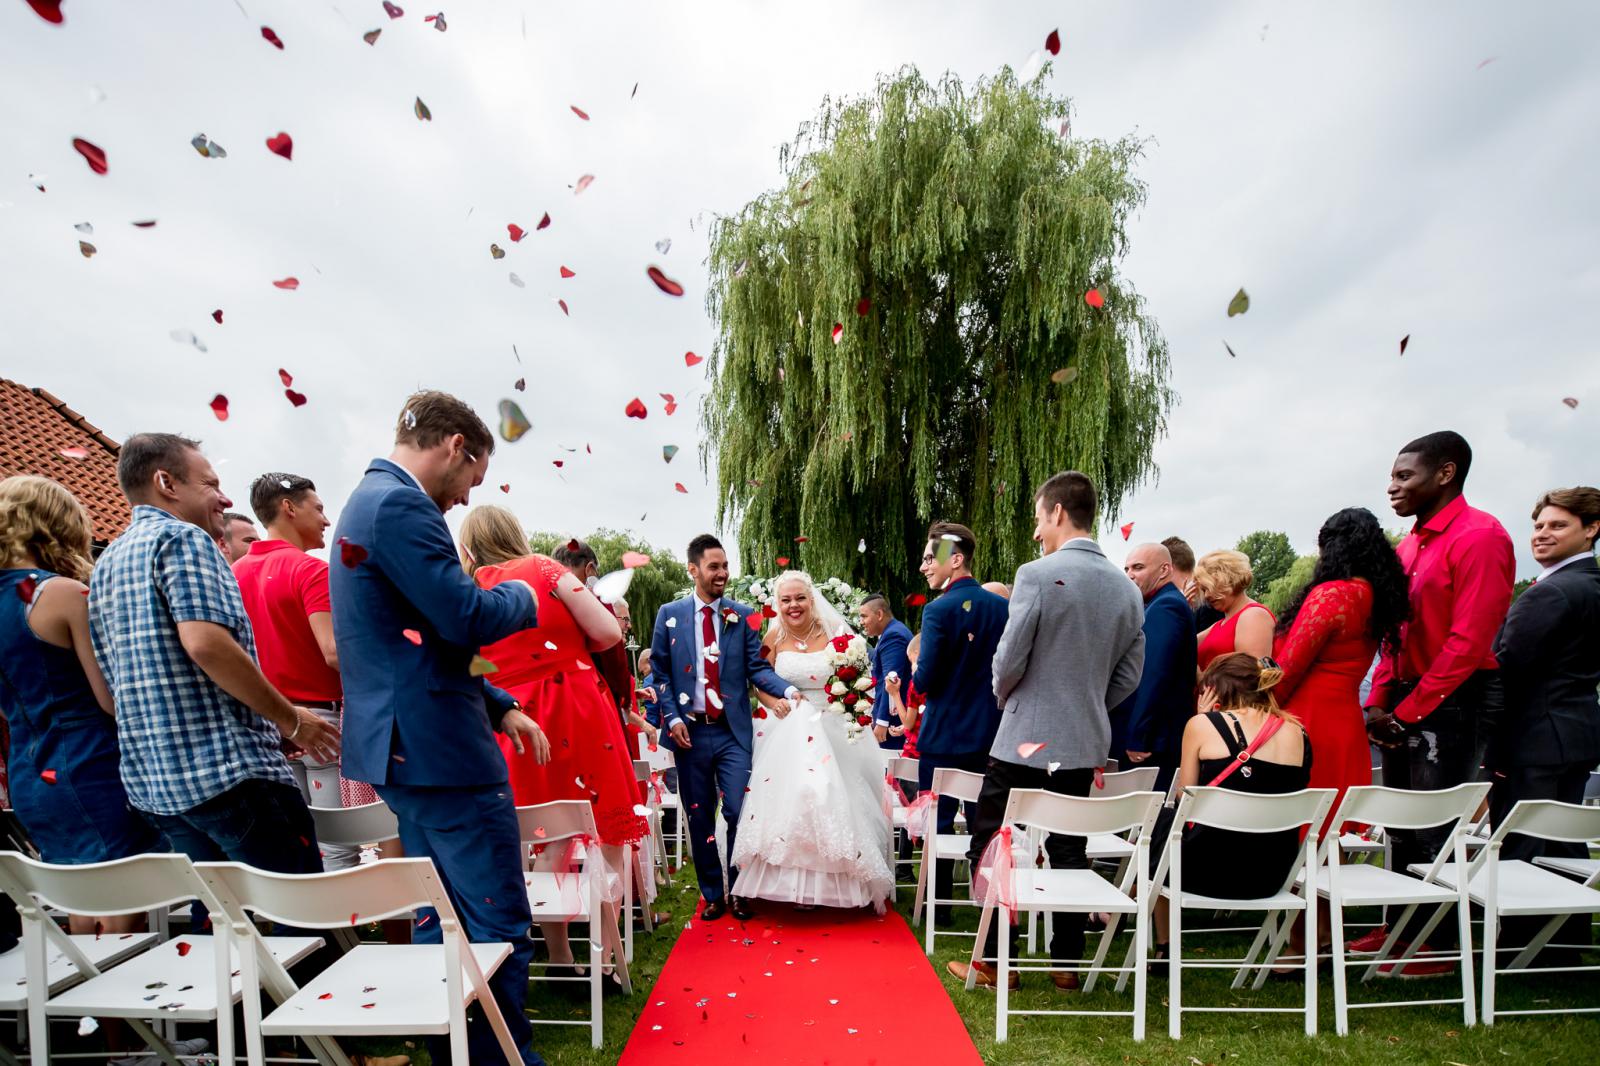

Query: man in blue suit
[647,534,798,922]
[911,521,1010,915]
[330,390,548,1066]
[858,594,913,749]
[1110,543,1197,793]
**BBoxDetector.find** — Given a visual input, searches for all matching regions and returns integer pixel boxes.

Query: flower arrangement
[822,632,876,743]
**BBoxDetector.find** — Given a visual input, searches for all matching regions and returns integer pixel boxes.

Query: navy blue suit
[648,594,791,902]
[330,458,542,1066]
[1108,582,1195,791]
[870,618,913,750]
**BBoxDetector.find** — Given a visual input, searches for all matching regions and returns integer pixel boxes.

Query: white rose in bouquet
[829,681,848,696]
[854,676,872,691]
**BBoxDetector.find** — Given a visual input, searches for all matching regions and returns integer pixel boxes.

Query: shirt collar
[693,592,720,613]
[247,539,295,557]
[1538,552,1592,580]
[387,460,425,492]
[1418,494,1469,536]
[130,504,180,524]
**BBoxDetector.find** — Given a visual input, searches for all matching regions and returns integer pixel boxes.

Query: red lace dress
[475,555,647,846]
[1197,602,1276,670]
[1272,579,1377,834]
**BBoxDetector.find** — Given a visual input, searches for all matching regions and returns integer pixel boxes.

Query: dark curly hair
[1275,507,1409,654]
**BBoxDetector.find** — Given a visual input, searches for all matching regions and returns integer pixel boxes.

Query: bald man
[981,581,1011,599]
[1108,544,1196,790]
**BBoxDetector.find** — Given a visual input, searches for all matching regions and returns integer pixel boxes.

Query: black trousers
[1379,671,1496,947]
[918,749,989,913]
[967,757,1096,965]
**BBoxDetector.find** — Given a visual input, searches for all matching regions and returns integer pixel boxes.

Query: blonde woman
[0,477,160,932]
[1194,548,1275,668]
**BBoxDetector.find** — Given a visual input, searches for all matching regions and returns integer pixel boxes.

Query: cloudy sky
[3,1,1595,580]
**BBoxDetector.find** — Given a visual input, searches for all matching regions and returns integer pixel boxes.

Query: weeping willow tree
[703,66,1172,605]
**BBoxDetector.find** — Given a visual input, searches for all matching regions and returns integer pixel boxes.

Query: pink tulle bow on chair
[903,791,937,843]
[973,825,1020,924]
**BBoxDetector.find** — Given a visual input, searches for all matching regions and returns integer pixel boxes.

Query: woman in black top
[1153,653,1311,953]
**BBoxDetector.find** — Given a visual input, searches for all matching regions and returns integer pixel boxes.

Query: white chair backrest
[308,800,400,847]
[1584,770,1600,806]
[1332,783,1490,833]
[931,767,984,804]
[642,741,675,771]
[195,857,451,930]
[1003,789,1163,840]
[1098,766,1160,798]
[1176,787,1336,836]
[633,758,651,783]
[1491,799,1600,847]
[887,756,919,781]
[514,800,601,848]
[0,851,216,917]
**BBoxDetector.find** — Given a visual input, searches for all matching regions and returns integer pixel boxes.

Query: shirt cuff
[783,686,799,701]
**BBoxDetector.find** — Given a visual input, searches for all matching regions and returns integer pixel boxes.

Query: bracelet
[286,711,303,742]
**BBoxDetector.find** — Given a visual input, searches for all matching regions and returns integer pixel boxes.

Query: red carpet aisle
[618,903,983,1065]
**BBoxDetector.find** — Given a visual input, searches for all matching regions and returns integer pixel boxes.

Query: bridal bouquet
[823,633,876,742]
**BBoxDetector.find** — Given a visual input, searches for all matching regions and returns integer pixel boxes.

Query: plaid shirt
[89,505,293,815]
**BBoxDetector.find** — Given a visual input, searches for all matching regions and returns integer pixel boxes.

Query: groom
[648,534,799,921]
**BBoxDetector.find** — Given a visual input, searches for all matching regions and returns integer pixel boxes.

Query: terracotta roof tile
[0,378,129,543]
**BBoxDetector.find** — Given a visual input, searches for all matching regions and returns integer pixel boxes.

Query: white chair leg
[22,920,48,1066]
[1331,897,1349,1037]
[1083,913,1120,994]
[623,845,636,965]
[1168,892,1183,1040]
[1482,910,1497,1026]
[1456,898,1477,1027]
[1250,910,1296,991]
[968,899,994,991]
[996,909,1011,1043]
[1235,910,1281,990]
[1305,897,1318,1036]
[912,843,928,928]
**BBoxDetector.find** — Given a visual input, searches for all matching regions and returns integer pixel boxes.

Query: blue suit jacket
[1109,582,1196,758]
[911,576,1010,755]
[647,595,791,753]
[330,459,537,787]
[870,619,914,749]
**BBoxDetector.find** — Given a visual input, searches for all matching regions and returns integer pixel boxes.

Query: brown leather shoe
[1051,970,1081,991]
[946,959,1020,990]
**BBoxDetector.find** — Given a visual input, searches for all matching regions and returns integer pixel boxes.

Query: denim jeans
[144,778,324,874]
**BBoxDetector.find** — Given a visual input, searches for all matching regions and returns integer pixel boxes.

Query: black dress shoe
[700,897,727,921]
[730,895,756,922]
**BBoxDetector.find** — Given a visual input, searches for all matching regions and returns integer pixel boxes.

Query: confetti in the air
[508,223,526,242]
[685,351,703,367]
[509,272,524,288]
[74,221,92,234]
[363,28,382,44]
[209,395,229,421]
[1045,28,1061,56]
[831,323,844,344]
[273,276,299,290]
[1084,288,1104,309]
[647,266,684,296]
[131,219,157,227]
[498,399,531,442]
[1224,340,1239,359]
[17,576,37,604]
[855,297,871,316]
[414,97,432,121]
[469,655,498,677]
[338,538,368,568]
[72,138,107,175]
[490,244,504,259]
[775,556,790,567]
[662,444,679,462]
[212,309,224,323]
[1017,742,1047,759]
[402,629,423,646]
[660,392,677,415]
[278,368,295,387]
[77,1018,98,1037]
[656,237,672,254]
[191,133,227,158]
[169,329,207,353]
[1050,367,1079,385]
[78,240,96,258]
[536,212,551,230]
[622,551,651,568]
[175,942,192,957]
[261,26,284,49]
[383,1,404,17]
[39,768,57,784]
[1399,334,1410,356]
[1120,521,1135,540]
[59,446,89,459]
[1563,397,1579,409]
[625,398,648,419]
[557,299,569,315]
[285,389,307,408]
[674,483,688,494]
[424,11,445,30]
[858,539,866,553]
[25,0,64,23]
[560,265,576,278]
[574,174,595,195]
[906,593,927,607]
[571,105,590,120]
[1227,287,1250,317]
[265,132,294,160]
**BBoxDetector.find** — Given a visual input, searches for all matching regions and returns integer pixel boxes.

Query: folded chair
[912,767,984,954]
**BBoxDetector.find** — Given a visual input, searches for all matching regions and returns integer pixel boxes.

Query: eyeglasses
[919,554,936,565]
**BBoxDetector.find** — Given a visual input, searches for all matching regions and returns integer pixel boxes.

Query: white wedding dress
[730,647,895,912]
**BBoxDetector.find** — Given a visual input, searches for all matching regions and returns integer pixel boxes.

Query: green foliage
[1262,554,1318,616]
[525,528,689,635]
[1235,529,1297,601]
[703,66,1171,605]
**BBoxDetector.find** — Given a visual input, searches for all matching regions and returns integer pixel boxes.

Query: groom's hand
[669,720,692,748]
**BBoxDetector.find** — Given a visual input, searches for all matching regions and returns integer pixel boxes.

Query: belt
[296,699,342,711]
[684,711,730,727]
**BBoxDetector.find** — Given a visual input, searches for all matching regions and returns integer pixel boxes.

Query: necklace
[793,621,826,651]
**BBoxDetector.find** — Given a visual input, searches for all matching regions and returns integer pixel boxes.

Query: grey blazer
[991,538,1146,771]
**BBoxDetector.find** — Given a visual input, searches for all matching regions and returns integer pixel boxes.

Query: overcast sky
[3,1,1595,581]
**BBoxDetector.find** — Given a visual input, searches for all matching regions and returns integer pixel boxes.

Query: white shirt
[388,458,425,494]
[1537,552,1592,581]
[690,593,721,714]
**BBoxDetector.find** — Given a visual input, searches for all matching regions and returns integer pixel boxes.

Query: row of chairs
[0,796,638,1063]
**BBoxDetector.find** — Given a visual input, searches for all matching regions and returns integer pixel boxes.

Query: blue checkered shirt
[88,506,293,815]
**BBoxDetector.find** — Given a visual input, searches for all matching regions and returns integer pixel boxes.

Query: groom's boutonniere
[723,608,739,626]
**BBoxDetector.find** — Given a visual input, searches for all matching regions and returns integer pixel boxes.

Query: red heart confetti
[560,265,576,278]
[402,629,422,645]
[574,174,595,194]
[647,266,684,296]
[59,446,89,459]
[571,105,589,120]
[265,132,293,160]
[661,392,678,415]
[26,1,64,24]
[831,322,844,344]
[363,28,381,44]
[1120,521,1134,540]
[212,309,224,324]
[499,484,510,493]
[1017,741,1047,759]
[674,483,688,494]
[746,614,763,632]
[278,368,294,386]
[1563,397,1579,409]
[558,299,569,316]
[285,388,307,407]
[383,1,403,16]
[855,297,871,316]
[795,535,809,543]
[40,767,58,785]
[685,351,703,366]
[210,394,230,421]
[776,556,790,567]
[622,551,651,568]
[338,537,368,568]
[552,460,564,468]
[1399,334,1410,356]
[508,223,525,242]
[625,397,648,419]
[175,942,192,957]
[273,277,299,290]
[318,993,333,1000]
[1084,288,1104,308]
[261,26,284,49]
[1045,28,1061,55]
[350,912,360,925]
[536,212,551,230]
[72,138,108,175]
[906,593,927,607]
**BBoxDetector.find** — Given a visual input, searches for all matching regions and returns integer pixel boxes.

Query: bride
[730,571,894,912]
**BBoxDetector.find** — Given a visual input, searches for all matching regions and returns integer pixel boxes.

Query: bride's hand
[773,700,791,719]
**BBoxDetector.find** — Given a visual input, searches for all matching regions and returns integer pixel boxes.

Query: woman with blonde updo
[0,477,161,931]
[1194,549,1276,668]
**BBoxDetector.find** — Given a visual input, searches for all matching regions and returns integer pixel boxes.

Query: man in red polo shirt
[1359,430,1514,970]
[234,472,363,868]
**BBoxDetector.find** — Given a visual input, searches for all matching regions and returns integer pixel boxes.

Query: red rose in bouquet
[837,665,860,683]
[842,691,859,707]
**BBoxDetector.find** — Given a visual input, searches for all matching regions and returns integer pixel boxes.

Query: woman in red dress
[1195,549,1276,668]
[460,507,646,976]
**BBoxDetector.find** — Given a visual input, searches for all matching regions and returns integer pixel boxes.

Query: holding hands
[284,706,341,764]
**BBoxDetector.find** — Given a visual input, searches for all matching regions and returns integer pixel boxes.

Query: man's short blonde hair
[1194,549,1253,598]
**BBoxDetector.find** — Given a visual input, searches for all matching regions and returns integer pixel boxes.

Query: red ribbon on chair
[903,791,937,842]
[552,833,624,905]
[886,773,914,809]
[972,826,1020,925]
[647,771,665,807]
[1093,766,1105,790]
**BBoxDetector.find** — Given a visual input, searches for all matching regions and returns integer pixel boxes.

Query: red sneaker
[1377,948,1455,978]
[1346,926,1395,954]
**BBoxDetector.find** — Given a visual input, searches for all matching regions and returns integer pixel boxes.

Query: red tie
[701,605,723,720]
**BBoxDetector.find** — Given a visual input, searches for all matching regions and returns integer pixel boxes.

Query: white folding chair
[1279,783,1488,1034]
[912,767,984,954]
[0,851,323,1066]
[885,756,921,889]
[196,857,515,1066]
[965,789,1163,1042]
[515,801,632,1048]
[641,742,684,872]
[1414,799,1600,1024]
[1160,787,1336,1038]
[628,759,658,938]
[306,800,400,854]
